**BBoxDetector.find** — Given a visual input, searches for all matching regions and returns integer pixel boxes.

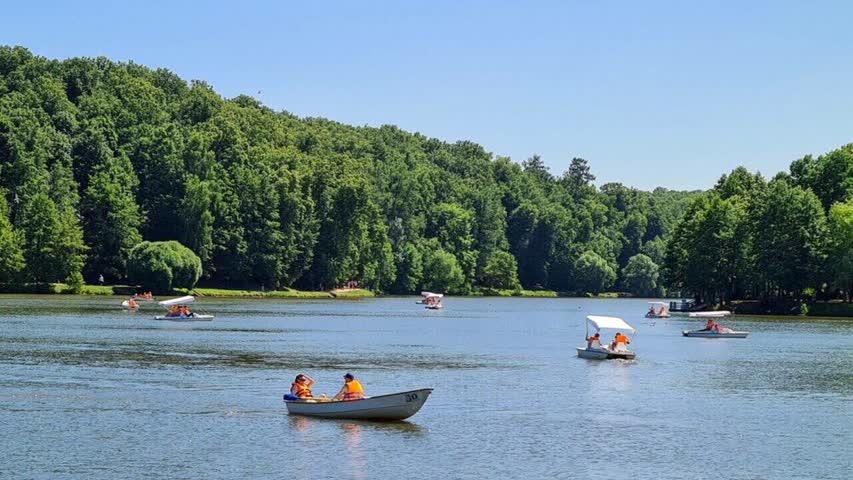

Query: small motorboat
[645,301,671,318]
[577,315,637,360]
[284,388,433,421]
[121,300,139,309]
[682,329,749,338]
[683,311,748,338]
[153,295,214,321]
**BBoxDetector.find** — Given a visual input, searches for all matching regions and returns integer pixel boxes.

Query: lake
[1,295,852,479]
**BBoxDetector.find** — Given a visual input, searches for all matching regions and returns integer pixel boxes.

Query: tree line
[0,45,708,295]
[663,147,853,310]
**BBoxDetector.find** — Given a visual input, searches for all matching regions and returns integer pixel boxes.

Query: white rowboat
[285,388,433,421]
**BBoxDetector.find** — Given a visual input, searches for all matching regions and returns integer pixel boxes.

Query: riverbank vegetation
[663,149,853,313]
[0,46,698,296]
[0,46,850,310]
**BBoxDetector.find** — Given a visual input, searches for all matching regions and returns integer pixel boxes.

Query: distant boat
[577,315,637,360]
[284,388,433,421]
[683,311,748,338]
[682,329,749,338]
[645,301,671,318]
[688,311,732,318]
[419,292,444,309]
[154,295,214,321]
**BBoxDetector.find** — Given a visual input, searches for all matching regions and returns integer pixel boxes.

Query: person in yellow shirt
[333,373,366,401]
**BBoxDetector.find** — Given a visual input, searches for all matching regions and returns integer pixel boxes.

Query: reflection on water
[1,295,852,479]
[342,423,366,480]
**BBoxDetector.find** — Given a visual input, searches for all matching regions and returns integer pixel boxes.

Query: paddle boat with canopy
[645,301,671,318]
[284,388,433,421]
[422,292,444,310]
[683,311,748,338]
[577,315,637,360]
[154,295,214,321]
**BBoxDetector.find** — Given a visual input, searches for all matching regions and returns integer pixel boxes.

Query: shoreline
[1,284,851,318]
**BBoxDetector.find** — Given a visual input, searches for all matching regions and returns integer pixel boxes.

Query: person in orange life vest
[290,374,315,398]
[610,332,630,350]
[586,332,602,348]
[333,373,366,401]
[127,298,138,309]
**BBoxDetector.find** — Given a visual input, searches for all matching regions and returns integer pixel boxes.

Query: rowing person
[333,373,366,401]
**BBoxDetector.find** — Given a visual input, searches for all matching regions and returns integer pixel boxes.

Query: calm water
[1,295,852,479]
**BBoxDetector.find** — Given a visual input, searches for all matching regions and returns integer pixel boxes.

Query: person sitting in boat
[127,298,138,309]
[647,305,657,316]
[699,319,719,332]
[333,373,366,401]
[586,332,602,349]
[291,374,315,399]
[610,332,631,351]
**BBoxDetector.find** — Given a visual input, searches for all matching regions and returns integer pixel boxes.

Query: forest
[0,46,849,305]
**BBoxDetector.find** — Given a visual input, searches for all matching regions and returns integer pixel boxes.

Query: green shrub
[127,241,202,293]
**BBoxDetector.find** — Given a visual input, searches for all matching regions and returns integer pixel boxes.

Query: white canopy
[586,315,635,334]
[689,311,731,318]
[421,292,443,299]
[648,301,668,306]
[158,295,195,307]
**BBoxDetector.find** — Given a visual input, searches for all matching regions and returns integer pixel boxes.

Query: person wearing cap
[333,373,366,401]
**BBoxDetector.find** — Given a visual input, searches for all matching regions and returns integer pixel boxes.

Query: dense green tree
[622,254,660,297]
[422,248,465,294]
[573,250,616,294]
[0,192,25,283]
[753,181,828,300]
[81,156,142,281]
[827,199,853,301]
[18,193,84,283]
[127,241,202,293]
[481,251,521,290]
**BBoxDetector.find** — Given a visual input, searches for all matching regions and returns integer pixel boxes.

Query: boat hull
[425,305,443,310]
[576,347,636,360]
[154,315,214,322]
[682,330,748,338]
[285,388,433,421]
[645,313,670,318]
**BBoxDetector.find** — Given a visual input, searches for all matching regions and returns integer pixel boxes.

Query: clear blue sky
[3,0,853,190]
